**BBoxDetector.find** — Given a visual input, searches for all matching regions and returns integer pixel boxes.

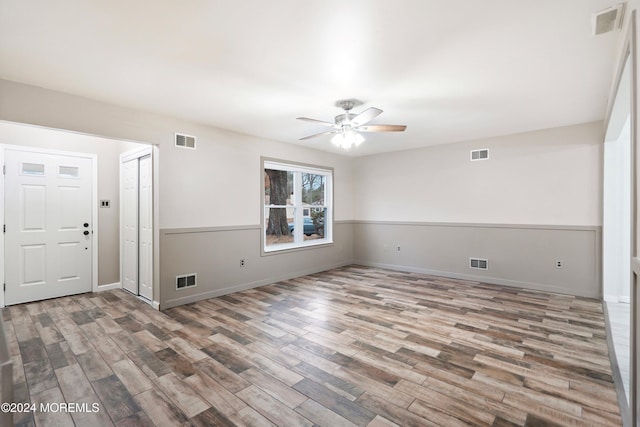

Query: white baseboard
[604,294,618,303]
[605,294,631,304]
[96,282,121,292]
[353,260,599,299]
[152,301,160,310]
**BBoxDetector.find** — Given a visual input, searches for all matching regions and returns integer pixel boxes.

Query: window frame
[261,158,333,255]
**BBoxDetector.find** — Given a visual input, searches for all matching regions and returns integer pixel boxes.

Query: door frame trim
[0,144,98,308]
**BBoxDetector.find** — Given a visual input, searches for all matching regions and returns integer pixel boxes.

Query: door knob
[83,230,90,236]
[83,223,89,228]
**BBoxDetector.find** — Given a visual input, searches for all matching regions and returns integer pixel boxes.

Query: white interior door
[138,155,153,300]
[5,149,93,305]
[122,158,139,294]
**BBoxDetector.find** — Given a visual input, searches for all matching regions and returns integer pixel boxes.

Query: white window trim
[261,158,333,255]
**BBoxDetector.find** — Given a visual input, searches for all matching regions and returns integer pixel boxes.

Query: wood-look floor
[4,266,621,426]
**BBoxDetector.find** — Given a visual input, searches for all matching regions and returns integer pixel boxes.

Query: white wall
[156,124,353,229]
[353,122,603,226]
[0,80,354,229]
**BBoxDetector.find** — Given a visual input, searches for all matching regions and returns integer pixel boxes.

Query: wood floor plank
[70,395,115,427]
[293,378,376,426]
[366,415,402,427]
[227,406,277,427]
[240,367,308,409]
[134,389,191,427]
[184,371,247,416]
[92,374,142,422]
[55,362,96,402]
[77,350,113,381]
[245,351,305,386]
[112,358,155,395]
[294,361,364,401]
[295,398,359,427]
[23,358,58,395]
[236,385,313,427]
[153,372,209,418]
[155,347,197,379]
[31,385,75,427]
[194,357,252,393]
[191,406,236,427]
[93,336,128,366]
[356,392,438,427]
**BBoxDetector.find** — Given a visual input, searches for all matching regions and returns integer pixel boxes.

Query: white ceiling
[0,0,622,156]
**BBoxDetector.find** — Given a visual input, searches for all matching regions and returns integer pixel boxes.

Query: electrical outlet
[240,259,246,268]
[556,259,563,269]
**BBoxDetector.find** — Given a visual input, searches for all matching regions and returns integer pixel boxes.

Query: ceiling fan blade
[350,107,383,126]
[299,130,338,141]
[296,117,337,127]
[357,124,407,132]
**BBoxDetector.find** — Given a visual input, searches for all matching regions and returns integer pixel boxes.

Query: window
[21,162,45,176]
[58,166,79,178]
[263,159,333,252]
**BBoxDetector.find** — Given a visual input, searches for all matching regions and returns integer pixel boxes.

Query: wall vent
[470,149,489,161]
[175,133,196,149]
[469,258,489,270]
[592,4,625,35]
[176,273,197,290]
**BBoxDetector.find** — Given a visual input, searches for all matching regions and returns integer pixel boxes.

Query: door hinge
[3,284,5,292]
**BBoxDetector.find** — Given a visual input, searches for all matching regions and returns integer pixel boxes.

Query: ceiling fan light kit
[331,129,365,149]
[297,99,406,150]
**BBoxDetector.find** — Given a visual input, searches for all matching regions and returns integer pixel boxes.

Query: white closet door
[138,155,153,300]
[122,158,139,294]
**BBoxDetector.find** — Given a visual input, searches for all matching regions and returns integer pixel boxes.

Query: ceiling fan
[297,99,406,149]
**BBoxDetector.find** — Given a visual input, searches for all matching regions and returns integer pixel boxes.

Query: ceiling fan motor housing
[335,113,357,126]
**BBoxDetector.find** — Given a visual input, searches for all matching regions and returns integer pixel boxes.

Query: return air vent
[592,4,625,35]
[470,149,489,161]
[176,273,197,290]
[469,258,488,270]
[175,133,196,149]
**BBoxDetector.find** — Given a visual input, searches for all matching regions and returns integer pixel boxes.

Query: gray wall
[160,222,354,308]
[353,222,601,298]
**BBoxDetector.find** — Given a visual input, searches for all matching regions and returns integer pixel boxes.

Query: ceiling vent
[470,149,489,161]
[175,133,196,149]
[592,4,625,35]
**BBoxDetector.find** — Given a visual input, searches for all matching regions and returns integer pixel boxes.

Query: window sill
[261,239,334,256]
